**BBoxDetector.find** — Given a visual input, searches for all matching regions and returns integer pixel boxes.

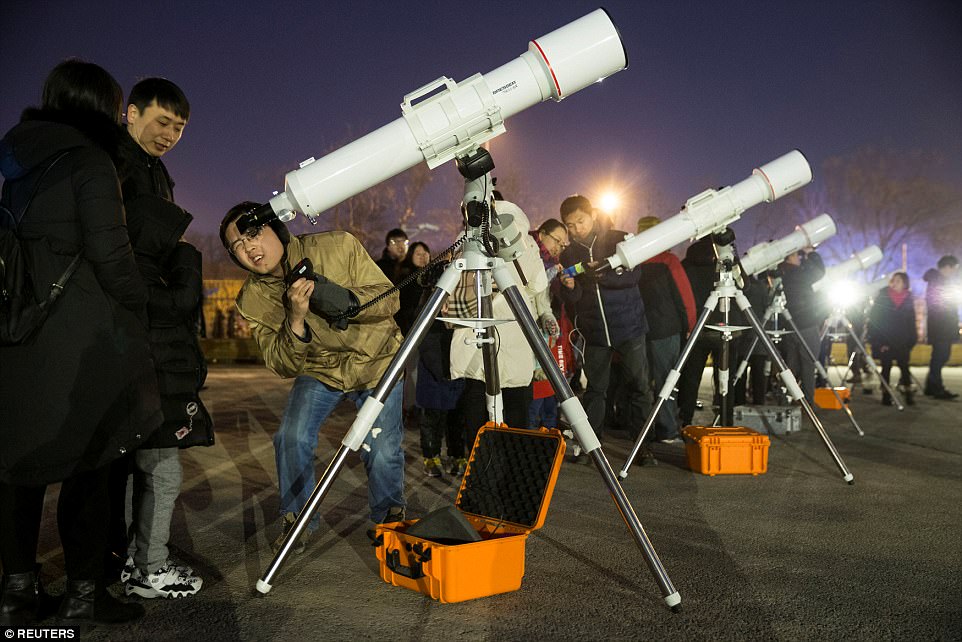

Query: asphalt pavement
[20,366,962,641]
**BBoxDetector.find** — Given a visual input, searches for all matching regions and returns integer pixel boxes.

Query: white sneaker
[125,563,203,599]
[121,556,193,584]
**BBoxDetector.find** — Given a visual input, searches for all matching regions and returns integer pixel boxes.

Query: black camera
[286,258,315,286]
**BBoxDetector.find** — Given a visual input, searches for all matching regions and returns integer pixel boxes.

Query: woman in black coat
[868,272,917,405]
[0,60,161,626]
[393,241,431,336]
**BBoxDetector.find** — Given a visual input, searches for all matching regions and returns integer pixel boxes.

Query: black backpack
[0,150,82,345]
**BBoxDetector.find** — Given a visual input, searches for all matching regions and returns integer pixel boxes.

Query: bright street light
[598,191,620,213]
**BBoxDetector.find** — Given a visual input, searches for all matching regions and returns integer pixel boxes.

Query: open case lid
[455,423,566,533]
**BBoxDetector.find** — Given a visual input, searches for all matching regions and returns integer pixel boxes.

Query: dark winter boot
[881,391,892,406]
[57,579,144,625]
[0,570,39,627]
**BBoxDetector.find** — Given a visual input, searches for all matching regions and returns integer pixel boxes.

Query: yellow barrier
[830,342,962,367]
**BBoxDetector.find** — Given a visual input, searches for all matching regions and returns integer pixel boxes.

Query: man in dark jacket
[109,78,205,599]
[677,236,718,426]
[375,228,408,284]
[558,196,653,462]
[923,255,960,399]
[778,248,826,403]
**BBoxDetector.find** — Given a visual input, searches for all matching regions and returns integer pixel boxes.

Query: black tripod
[732,279,866,436]
[256,149,682,611]
[619,233,855,484]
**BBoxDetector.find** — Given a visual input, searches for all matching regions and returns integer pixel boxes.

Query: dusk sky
[2,0,959,272]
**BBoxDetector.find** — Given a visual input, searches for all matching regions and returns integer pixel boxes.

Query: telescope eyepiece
[236,202,279,234]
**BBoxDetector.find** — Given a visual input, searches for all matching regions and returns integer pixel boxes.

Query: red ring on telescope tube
[755,167,776,201]
[531,39,563,97]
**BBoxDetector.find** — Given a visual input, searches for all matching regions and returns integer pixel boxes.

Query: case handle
[386,548,427,580]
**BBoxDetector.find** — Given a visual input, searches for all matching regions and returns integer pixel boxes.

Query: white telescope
[601,150,813,272]
[812,245,883,292]
[823,273,890,310]
[739,213,837,276]
[258,9,627,223]
[864,273,891,294]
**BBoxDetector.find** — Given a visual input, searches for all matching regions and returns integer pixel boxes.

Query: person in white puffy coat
[447,200,557,446]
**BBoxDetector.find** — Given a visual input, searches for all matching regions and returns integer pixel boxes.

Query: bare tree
[322,163,433,253]
[185,232,248,279]
[734,187,818,248]
[818,147,962,278]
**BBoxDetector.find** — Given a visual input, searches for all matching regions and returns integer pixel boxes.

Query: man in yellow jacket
[220,202,405,552]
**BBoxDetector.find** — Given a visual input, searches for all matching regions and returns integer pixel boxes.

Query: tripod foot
[665,591,682,611]
[845,473,855,485]
[617,469,628,480]
[256,579,272,594]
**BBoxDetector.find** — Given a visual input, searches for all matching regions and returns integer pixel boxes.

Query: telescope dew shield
[607,150,813,272]
[740,213,837,276]
[266,8,628,221]
[525,8,628,100]
[853,245,884,269]
[812,245,883,292]
[798,213,837,247]
[864,273,890,293]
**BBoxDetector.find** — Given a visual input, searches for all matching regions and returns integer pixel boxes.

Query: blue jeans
[528,395,558,429]
[274,376,405,527]
[647,335,681,440]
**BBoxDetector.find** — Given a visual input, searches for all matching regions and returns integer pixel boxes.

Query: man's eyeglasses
[229,225,264,255]
[388,238,409,247]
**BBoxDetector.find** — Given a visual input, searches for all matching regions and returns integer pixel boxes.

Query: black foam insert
[457,429,560,528]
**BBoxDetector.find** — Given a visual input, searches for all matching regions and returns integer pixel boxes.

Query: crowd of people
[1,59,959,629]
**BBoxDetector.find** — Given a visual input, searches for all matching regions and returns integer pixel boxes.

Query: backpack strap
[41,253,84,309]
[4,148,77,228]
[3,148,85,307]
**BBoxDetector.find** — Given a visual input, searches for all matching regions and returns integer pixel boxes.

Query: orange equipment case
[374,423,565,603]
[682,425,770,476]
[814,386,851,410]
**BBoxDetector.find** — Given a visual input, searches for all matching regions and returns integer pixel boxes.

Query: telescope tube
[739,213,837,276]
[812,245,883,292]
[604,150,813,272]
[266,9,627,220]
